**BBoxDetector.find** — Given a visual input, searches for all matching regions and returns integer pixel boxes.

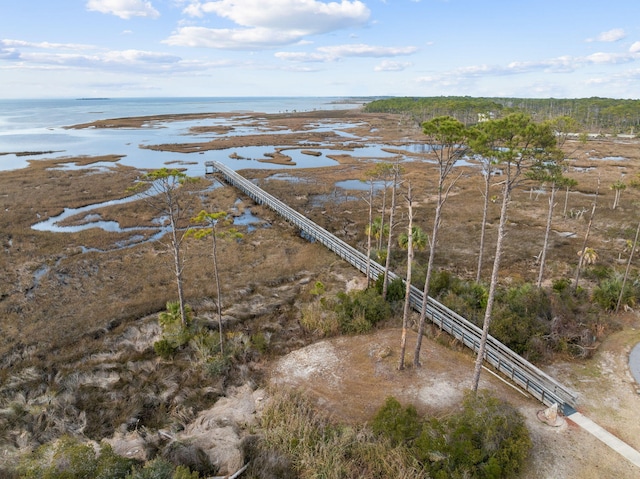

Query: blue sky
[1,0,639,99]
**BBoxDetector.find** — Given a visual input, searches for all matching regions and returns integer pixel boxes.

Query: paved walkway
[567,411,640,469]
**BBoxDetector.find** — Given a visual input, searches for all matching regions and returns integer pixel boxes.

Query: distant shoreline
[76,98,110,101]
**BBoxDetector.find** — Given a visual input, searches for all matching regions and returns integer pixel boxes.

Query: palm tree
[578,247,598,265]
[365,217,388,263]
[610,179,626,210]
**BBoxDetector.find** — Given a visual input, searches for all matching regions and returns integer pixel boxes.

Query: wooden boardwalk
[206,160,579,411]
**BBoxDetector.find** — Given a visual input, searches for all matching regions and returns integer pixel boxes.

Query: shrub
[125,457,174,479]
[552,277,571,293]
[430,270,453,297]
[374,276,405,302]
[158,301,194,350]
[334,288,391,333]
[371,397,422,446]
[95,443,139,479]
[415,391,531,479]
[251,331,269,354]
[154,339,177,360]
[591,274,638,311]
[489,284,552,359]
[257,390,421,478]
[204,353,231,377]
[18,436,137,479]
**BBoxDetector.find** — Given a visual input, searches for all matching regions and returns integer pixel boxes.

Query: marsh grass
[255,389,423,479]
[3,114,640,474]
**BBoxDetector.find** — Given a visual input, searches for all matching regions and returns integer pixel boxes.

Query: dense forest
[363,96,640,134]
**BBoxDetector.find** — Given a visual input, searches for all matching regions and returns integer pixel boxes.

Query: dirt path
[270,326,640,479]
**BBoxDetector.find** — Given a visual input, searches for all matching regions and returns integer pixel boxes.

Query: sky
[1,0,640,99]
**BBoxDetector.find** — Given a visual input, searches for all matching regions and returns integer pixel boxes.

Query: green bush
[552,277,571,293]
[371,397,422,446]
[415,391,531,479]
[334,288,391,333]
[374,275,405,302]
[251,331,269,354]
[591,274,638,311]
[154,339,177,360]
[204,353,231,377]
[95,444,139,479]
[125,457,174,479]
[430,270,453,297]
[18,436,137,479]
[489,284,552,359]
[158,301,194,350]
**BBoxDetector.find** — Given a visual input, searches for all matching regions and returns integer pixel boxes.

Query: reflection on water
[335,179,385,191]
[31,181,268,251]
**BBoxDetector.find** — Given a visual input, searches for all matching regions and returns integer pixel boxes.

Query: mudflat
[2,109,640,476]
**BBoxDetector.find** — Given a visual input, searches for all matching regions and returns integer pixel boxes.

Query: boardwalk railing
[206,160,579,411]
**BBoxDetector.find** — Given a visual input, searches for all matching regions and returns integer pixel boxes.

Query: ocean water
[0,97,367,173]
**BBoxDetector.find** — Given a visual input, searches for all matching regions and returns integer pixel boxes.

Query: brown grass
[2,110,640,474]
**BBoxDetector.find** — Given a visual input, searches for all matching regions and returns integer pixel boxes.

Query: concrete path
[567,411,640,469]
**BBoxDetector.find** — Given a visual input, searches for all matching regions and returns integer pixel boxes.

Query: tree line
[363,96,640,134]
[357,113,639,392]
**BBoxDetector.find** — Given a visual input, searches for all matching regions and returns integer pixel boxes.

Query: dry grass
[2,110,640,475]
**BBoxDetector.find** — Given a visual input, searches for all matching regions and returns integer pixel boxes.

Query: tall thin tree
[398,183,427,370]
[527,147,568,288]
[414,116,468,367]
[616,220,640,313]
[190,210,242,355]
[470,114,558,392]
[574,179,599,293]
[132,168,198,327]
[382,160,402,300]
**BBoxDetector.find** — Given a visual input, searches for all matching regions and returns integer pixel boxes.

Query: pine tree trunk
[476,164,492,282]
[212,229,224,355]
[366,181,374,288]
[413,198,442,367]
[399,183,413,370]
[472,181,511,392]
[537,184,557,288]
[616,221,640,312]
[382,167,399,300]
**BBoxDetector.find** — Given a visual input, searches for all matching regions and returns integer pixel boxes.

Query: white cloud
[86,0,160,19]
[318,44,416,58]
[416,49,640,88]
[170,0,370,49]
[595,28,626,42]
[374,60,412,72]
[165,26,305,49]
[1,39,95,51]
[585,51,634,64]
[0,40,227,74]
[630,41,640,53]
[275,43,417,62]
